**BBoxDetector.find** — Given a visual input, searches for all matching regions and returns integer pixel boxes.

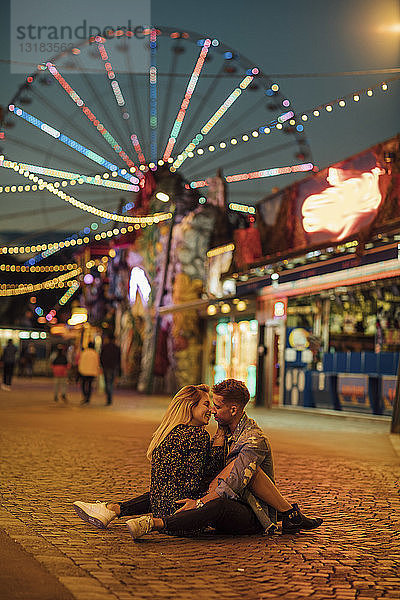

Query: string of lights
[0,162,139,193]
[0,158,173,225]
[163,39,211,161]
[45,62,139,174]
[187,162,313,188]
[94,40,146,173]
[0,268,82,296]
[149,28,158,163]
[180,77,399,163]
[58,280,80,305]
[172,72,256,170]
[0,263,77,272]
[8,104,137,184]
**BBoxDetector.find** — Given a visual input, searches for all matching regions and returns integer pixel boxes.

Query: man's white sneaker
[72,501,117,529]
[126,515,154,539]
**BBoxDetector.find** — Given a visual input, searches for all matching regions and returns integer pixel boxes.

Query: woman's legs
[207,461,292,512]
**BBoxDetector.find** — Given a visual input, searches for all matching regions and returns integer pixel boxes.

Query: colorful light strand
[94,40,146,170]
[58,280,80,305]
[187,162,313,188]
[149,28,158,163]
[172,73,254,169]
[8,105,136,184]
[0,158,172,224]
[163,39,211,161]
[46,62,139,173]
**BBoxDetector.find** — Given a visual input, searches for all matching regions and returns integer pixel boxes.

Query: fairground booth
[207,135,400,416]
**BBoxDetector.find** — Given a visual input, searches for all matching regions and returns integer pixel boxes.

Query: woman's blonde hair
[146,384,209,460]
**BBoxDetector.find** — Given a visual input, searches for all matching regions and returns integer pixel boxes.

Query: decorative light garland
[0,158,173,225]
[207,243,235,258]
[0,263,77,272]
[187,162,313,188]
[0,268,82,296]
[58,280,80,305]
[46,62,139,175]
[163,39,211,161]
[8,105,136,184]
[149,28,158,163]
[0,162,139,192]
[172,72,255,170]
[182,77,398,162]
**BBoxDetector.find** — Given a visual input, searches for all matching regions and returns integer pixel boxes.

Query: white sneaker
[72,501,117,529]
[126,515,154,539]
[1,384,10,391]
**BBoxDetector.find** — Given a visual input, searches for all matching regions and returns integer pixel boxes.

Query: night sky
[0,0,399,240]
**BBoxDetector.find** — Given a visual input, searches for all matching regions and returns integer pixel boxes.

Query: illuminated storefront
[213,319,258,397]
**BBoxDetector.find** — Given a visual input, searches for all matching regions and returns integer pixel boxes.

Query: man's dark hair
[212,379,250,407]
[88,341,95,349]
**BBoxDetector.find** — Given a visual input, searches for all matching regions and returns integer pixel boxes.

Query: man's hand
[174,498,197,513]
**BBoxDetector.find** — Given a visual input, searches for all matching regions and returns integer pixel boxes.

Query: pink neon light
[302,166,384,241]
[163,39,211,161]
[188,163,313,188]
[130,134,146,165]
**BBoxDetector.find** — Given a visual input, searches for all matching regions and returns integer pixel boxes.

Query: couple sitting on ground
[73,379,322,539]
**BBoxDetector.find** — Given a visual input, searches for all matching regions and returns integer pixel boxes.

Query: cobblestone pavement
[1,378,399,600]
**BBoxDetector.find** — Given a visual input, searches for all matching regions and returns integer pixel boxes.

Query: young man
[73,379,323,538]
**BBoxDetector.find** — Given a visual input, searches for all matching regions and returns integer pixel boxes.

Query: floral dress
[150,424,224,518]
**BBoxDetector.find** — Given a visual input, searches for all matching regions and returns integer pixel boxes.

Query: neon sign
[302,166,384,240]
[129,267,151,304]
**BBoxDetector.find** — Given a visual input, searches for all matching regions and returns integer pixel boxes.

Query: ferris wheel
[1,26,314,255]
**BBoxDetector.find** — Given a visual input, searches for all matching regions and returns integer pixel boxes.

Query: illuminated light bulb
[230,138,237,144]
[242,135,249,141]
[197,148,204,154]
[148,162,155,168]
[158,160,164,165]
[111,171,118,177]
[167,158,174,163]
[251,131,259,137]
[276,123,283,129]
[367,89,373,96]
[339,100,346,107]
[156,191,170,202]
[271,83,279,91]
[219,141,227,148]
[326,105,333,111]
[221,303,231,314]
[271,272,279,280]
[103,173,109,178]
[236,300,247,311]
[139,165,146,170]
[301,114,308,121]
[313,110,320,117]
[207,305,217,316]
[353,94,360,102]
[263,128,270,134]
[381,82,388,90]
[208,145,215,151]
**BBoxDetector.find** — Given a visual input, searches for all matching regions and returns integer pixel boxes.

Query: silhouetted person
[2,339,18,390]
[51,345,69,403]
[78,342,100,405]
[100,335,121,405]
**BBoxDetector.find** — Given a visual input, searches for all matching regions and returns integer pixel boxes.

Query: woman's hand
[174,498,197,513]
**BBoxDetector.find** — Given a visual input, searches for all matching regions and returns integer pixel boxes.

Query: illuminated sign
[302,166,384,241]
[129,267,151,304]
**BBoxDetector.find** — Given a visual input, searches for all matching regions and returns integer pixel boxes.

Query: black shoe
[54,396,58,402]
[80,399,89,405]
[61,395,68,403]
[281,503,323,534]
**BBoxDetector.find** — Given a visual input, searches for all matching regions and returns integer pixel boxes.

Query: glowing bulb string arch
[177,76,400,167]
[0,158,173,225]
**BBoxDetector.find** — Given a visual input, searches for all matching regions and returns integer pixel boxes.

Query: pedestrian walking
[100,335,121,405]
[78,342,100,405]
[1,339,18,391]
[51,345,69,403]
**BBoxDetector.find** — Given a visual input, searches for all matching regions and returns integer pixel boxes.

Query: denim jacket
[214,413,276,531]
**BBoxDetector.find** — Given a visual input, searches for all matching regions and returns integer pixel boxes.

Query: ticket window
[214,320,258,397]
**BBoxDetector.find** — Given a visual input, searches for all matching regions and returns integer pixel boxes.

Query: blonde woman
[73,384,225,528]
